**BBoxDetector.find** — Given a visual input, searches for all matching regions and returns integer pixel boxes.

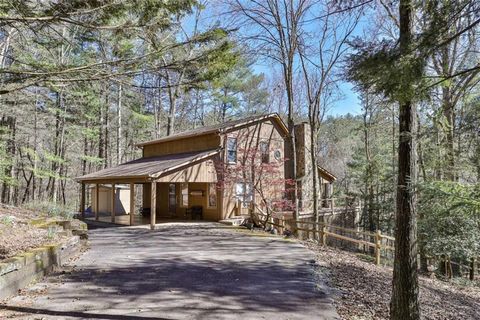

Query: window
[180,183,188,207]
[208,183,217,208]
[274,149,282,161]
[226,137,237,163]
[235,182,252,206]
[260,141,269,163]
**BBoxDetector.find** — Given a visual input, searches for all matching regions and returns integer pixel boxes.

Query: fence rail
[252,205,478,279]
[252,205,479,280]
[252,204,393,266]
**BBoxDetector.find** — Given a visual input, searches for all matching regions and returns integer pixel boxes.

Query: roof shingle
[76,149,219,182]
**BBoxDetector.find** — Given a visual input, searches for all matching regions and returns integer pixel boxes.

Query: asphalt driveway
[1,223,338,320]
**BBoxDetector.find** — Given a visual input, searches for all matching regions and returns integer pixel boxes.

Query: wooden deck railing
[297,197,362,217]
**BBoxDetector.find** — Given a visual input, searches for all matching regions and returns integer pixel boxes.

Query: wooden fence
[252,205,479,280]
[252,205,395,265]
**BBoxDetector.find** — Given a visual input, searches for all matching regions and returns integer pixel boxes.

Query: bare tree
[228,0,313,220]
[298,3,360,222]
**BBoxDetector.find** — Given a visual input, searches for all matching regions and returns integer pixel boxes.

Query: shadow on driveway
[1,223,338,320]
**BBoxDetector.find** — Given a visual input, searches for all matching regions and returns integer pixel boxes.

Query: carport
[76,149,221,230]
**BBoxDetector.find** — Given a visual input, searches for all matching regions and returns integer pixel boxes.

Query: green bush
[418,182,480,262]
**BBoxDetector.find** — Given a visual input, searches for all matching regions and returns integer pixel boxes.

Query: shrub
[418,182,480,264]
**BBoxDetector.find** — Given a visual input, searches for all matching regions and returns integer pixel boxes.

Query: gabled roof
[76,149,220,182]
[136,113,289,147]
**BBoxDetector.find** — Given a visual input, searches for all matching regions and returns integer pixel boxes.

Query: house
[76,113,336,229]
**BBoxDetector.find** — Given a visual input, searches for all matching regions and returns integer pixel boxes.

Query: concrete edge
[0,221,86,300]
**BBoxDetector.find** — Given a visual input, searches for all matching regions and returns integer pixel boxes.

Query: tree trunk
[390,0,420,319]
[1,116,16,204]
[32,94,38,202]
[117,84,122,165]
[310,122,319,224]
[98,92,105,170]
[104,91,110,168]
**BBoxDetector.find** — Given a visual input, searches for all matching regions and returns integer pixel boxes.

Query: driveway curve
[1,223,338,320]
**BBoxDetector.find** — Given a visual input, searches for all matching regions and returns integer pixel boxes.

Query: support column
[95,183,100,221]
[130,183,135,226]
[80,183,85,219]
[111,183,116,223]
[150,182,156,230]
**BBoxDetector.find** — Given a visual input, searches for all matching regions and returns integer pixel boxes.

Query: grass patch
[1,215,14,225]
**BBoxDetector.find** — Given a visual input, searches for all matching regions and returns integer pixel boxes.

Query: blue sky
[252,63,362,117]
[332,82,362,116]
[191,2,366,118]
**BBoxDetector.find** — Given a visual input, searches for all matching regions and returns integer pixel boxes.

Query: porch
[76,150,221,230]
[81,182,220,227]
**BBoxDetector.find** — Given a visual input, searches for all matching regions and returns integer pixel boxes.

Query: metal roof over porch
[76,149,220,183]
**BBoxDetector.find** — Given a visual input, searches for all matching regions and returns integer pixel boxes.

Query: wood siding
[142,133,220,157]
[155,159,217,183]
[219,121,286,220]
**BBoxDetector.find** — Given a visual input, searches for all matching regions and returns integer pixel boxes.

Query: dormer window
[227,137,237,164]
[260,141,269,163]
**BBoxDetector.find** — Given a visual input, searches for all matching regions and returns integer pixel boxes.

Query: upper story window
[260,141,269,163]
[227,137,237,164]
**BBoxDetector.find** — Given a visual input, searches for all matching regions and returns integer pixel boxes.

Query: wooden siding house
[76,113,335,229]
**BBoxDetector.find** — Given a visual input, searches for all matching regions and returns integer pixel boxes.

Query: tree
[211,57,268,122]
[418,181,480,278]
[217,125,294,228]
[347,0,422,317]
[298,3,360,223]
[228,0,312,219]
[0,1,243,206]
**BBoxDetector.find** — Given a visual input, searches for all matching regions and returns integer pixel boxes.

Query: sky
[331,83,362,116]
[191,1,367,118]
[252,63,362,117]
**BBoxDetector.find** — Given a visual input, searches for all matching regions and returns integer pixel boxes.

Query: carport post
[80,182,85,219]
[150,182,156,230]
[95,183,99,221]
[111,183,116,223]
[130,183,135,226]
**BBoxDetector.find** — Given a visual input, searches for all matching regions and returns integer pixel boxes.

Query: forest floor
[0,204,66,260]
[305,242,480,320]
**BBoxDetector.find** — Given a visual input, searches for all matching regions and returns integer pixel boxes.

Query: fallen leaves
[305,242,480,320]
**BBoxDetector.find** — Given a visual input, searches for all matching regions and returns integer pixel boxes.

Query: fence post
[320,224,327,246]
[375,230,382,266]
